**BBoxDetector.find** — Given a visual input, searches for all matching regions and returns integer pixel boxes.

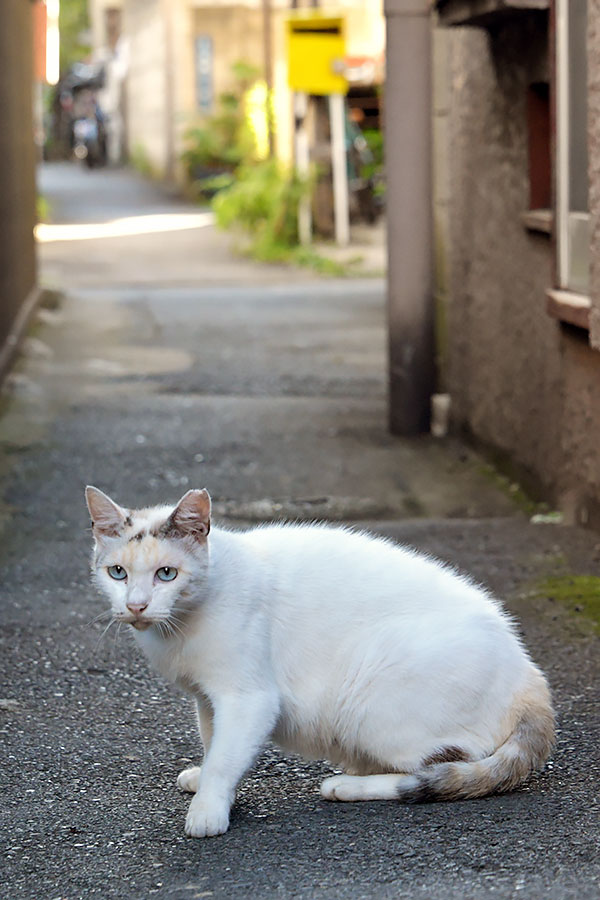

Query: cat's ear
[169,489,211,540]
[85,486,128,537]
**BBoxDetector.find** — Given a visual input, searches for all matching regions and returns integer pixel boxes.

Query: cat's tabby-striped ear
[85,486,128,537]
[169,489,211,540]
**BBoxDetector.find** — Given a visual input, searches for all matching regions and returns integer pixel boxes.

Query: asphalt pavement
[1,163,599,900]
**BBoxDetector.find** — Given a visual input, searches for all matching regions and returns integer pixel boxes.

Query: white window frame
[555,0,590,297]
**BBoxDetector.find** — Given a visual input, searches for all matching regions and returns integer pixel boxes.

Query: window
[556,0,589,296]
[527,82,551,211]
[194,36,213,114]
[105,9,122,51]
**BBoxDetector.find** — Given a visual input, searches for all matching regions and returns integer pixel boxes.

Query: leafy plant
[130,143,156,179]
[181,62,261,190]
[213,161,301,242]
[36,194,50,223]
[212,161,344,274]
[59,0,91,77]
[360,128,384,196]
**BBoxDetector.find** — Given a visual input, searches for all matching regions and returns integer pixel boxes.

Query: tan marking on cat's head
[86,488,213,634]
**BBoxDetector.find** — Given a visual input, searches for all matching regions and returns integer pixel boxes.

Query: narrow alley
[1,164,599,899]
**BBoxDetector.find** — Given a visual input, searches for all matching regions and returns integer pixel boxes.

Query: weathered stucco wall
[124,0,170,175]
[442,13,600,525]
[588,0,600,347]
[0,0,37,377]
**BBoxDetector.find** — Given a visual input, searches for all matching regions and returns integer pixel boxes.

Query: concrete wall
[90,0,124,53]
[122,0,267,179]
[588,0,600,348]
[0,0,38,377]
[123,0,170,175]
[441,13,600,525]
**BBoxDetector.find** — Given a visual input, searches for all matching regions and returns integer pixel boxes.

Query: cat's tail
[321,668,555,805]
[400,668,555,803]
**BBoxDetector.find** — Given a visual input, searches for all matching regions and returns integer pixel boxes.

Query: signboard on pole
[287,15,347,96]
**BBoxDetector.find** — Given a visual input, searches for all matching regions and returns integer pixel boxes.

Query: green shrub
[360,128,384,195]
[212,161,344,274]
[181,61,261,190]
[36,194,50,223]
[213,160,304,246]
[130,143,156,179]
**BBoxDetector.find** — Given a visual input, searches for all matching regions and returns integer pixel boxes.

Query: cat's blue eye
[107,565,127,581]
[156,566,178,582]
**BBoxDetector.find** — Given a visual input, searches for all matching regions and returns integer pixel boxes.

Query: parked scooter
[58,64,107,168]
[73,111,106,168]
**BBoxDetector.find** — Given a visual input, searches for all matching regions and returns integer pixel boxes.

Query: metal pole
[262,0,275,157]
[329,92,350,247]
[384,0,435,434]
[294,92,312,245]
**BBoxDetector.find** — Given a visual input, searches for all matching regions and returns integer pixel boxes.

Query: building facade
[0,0,38,379]
[89,0,385,180]
[432,0,600,525]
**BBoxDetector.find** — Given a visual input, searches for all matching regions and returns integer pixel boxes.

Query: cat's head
[85,486,211,633]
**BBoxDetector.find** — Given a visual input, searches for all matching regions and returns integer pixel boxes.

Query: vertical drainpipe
[385,0,436,434]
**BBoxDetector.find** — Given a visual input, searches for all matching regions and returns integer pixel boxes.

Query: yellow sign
[287,15,347,96]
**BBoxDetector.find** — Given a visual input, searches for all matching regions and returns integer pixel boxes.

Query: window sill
[521,209,553,235]
[546,288,590,330]
[435,0,549,28]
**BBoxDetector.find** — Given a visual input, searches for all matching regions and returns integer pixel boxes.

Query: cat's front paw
[185,795,230,838]
[177,766,202,793]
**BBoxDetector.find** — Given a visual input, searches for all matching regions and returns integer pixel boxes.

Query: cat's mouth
[130,619,153,631]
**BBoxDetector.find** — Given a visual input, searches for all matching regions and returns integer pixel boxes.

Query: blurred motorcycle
[61,64,107,168]
[73,113,106,168]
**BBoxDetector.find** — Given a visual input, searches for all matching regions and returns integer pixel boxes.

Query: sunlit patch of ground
[35,212,214,243]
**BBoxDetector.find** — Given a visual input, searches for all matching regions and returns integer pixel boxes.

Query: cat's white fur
[85,486,554,838]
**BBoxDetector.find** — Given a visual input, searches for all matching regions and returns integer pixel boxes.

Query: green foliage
[360,129,385,196]
[37,194,50,223]
[181,62,261,188]
[362,129,384,167]
[59,0,91,76]
[230,60,261,88]
[130,143,156,179]
[212,161,344,274]
[213,161,301,245]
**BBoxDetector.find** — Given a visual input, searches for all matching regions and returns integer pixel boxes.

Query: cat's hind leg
[321,773,417,801]
[177,766,202,793]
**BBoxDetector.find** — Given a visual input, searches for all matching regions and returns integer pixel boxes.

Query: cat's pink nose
[126,600,148,614]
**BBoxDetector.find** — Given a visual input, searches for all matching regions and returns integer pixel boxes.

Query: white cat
[85,486,554,838]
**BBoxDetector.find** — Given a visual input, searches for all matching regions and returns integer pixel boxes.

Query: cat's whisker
[85,609,114,627]
[171,621,186,640]
[113,620,123,655]
[95,617,116,650]
[165,614,186,639]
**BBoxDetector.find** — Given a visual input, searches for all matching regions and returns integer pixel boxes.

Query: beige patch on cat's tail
[401,668,555,803]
